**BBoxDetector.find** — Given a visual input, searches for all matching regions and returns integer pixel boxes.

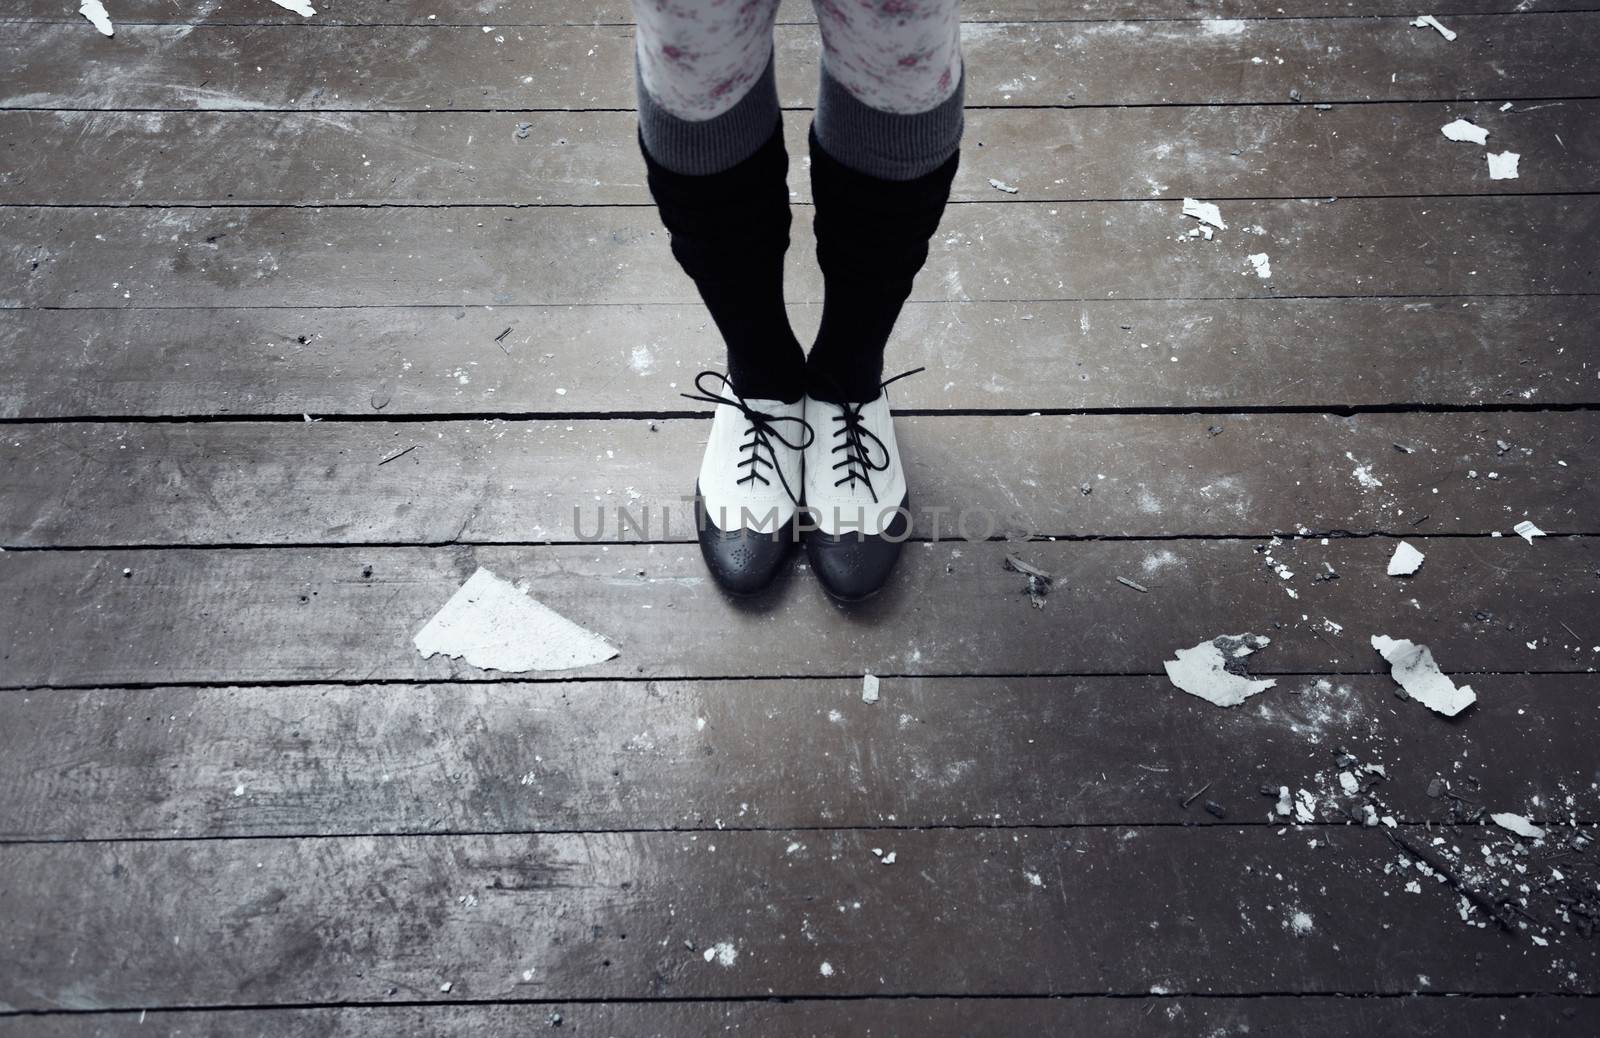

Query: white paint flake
[1440,118,1488,145]
[1288,911,1315,935]
[1371,635,1476,716]
[1513,520,1545,543]
[1181,198,1227,230]
[79,1,114,35]
[702,942,738,967]
[1247,253,1272,279]
[413,567,618,673]
[270,0,318,15]
[1163,634,1276,707]
[1487,151,1521,180]
[1411,15,1457,41]
[819,961,835,977]
[1490,813,1546,840]
[861,673,880,704]
[988,178,1019,194]
[1387,541,1426,576]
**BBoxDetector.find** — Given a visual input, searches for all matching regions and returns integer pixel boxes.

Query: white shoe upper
[802,390,909,537]
[695,382,809,535]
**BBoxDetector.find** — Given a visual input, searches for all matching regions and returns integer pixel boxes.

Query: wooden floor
[2,1,1598,1034]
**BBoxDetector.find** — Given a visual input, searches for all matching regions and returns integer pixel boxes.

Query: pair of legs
[634,0,964,598]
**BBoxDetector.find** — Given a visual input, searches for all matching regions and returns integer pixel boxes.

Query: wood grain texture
[6,15,1598,112]
[9,0,1597,25]
[3,998,1597,1038]
[1,538,1594,688]
[8,195,1593,309]
[2,296,1591,418]
[5,100,1594,206]
[3,675,1595,841]
[2,413,1592,546]
[2,826,1595,1011]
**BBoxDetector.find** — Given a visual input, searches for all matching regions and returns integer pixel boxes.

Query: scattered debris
[1487,151,1521,180]
[1345,452,1384,489]
[861,673,880,704]
[1370,635,1476,716]
[439,981,452,993]
[1182,781,1212,808]
[1247,253,1272,279]
[1004,553,1054,609]
[1116,576,1149,593]
[1384,829,1517,932]
[79,1,113,35]
[819,961,835,977]
[413,567,619,673]
[1387,541,1426,577]
[1181,197,1228,230]
[1513,520,1545,543]
[1490,812,1546,840]
[1410,14,1457,41]
[1440,118,1488,145]
[988,178,1019,194]
[515,122,533,139]
[1163,634,1277,707]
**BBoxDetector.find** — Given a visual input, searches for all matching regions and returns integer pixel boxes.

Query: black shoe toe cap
[805,503,910,602]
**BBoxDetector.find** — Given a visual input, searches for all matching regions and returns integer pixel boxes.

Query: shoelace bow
[826,367,924,504]
[681,371,815,506]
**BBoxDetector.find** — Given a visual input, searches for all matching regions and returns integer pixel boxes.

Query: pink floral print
[634,0,963,121]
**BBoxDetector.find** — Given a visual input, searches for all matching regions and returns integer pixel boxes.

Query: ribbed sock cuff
[812,62,965,181]
[636,48,782,176]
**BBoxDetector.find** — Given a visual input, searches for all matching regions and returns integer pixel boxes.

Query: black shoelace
[824,367,924,505]
[681,371,814,506]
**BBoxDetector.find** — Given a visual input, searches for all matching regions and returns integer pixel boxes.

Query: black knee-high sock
[639,124,806,403]
[804,127,960,404]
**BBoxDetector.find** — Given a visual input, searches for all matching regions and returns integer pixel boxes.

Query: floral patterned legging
[633,0,963,120]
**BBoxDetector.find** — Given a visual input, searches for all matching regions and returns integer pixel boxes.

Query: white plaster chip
[1487,151,1520,180]
[1163,634,1276,707]
[413,567,618,673]
[1411,15,1457,41]
[1490,813,1546,840]
[1513,520,1545,543]
[271,0,318,15]
[1440,118,1488,145]
[1370,635,1476,716]
[80,1,113,35]
[1387,541,1426,576]
[1247,253,1272,279]
[1181,198,1228,230]
[861,673,880,704]
[988,178,1019,194]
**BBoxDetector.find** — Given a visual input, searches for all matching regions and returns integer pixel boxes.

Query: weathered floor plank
[1,539,1593,687]
[3,997,1598,1037]
[5,101,1592,206]
[1,826,1594,1010]
[9,0,1596,25]
[8,196,1593,309]
[2,413,1591,546]
[6,15,1598,112]
[2,297,1590,418]
[2,675,1594,841]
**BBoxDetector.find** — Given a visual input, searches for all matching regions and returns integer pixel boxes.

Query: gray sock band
[812,63,965,181]
[636,48,782,176]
